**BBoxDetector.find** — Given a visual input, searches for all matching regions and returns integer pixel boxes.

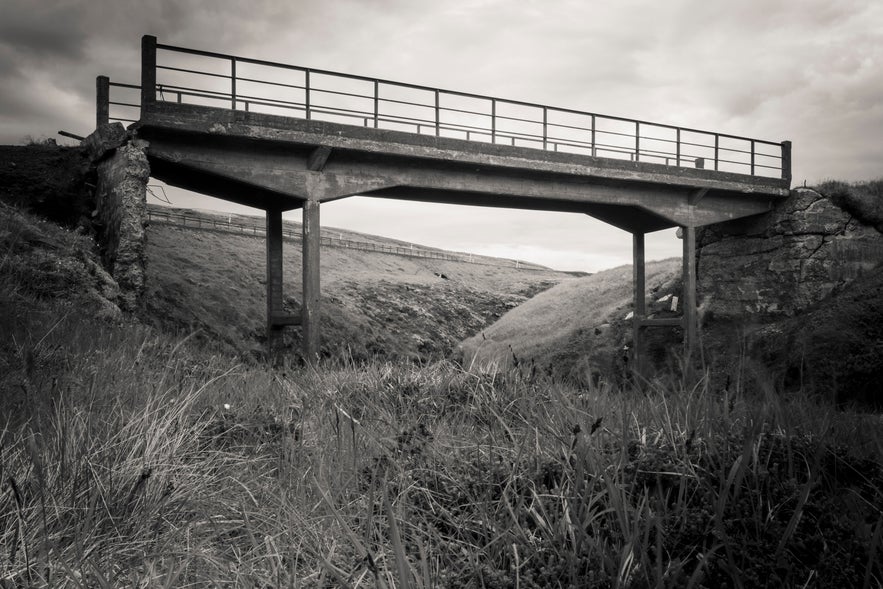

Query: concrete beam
[148,154,304,211]
[688,187,709,205]
[146,145,397,203]
[307,146,333,171]
[639,317,682,328]
[138,102,791,197]
[141,114,782,229]
[584,204,675,233]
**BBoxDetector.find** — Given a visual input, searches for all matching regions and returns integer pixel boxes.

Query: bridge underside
[135,103,791,365]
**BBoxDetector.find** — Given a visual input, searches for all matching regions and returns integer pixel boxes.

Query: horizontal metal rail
[97,77,143,125]
[146,208,538,269]
[135,36,790,181]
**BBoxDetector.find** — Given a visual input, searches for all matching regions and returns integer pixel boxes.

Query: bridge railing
[132,35,790,181]
[96,76,141,126]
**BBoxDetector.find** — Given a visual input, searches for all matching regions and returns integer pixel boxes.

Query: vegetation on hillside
[1,311,881,586]
[145,221,566,363]
[459,260,684,384]
[461,179,883,407]
[3,195,882,588]
[2,147,881,587]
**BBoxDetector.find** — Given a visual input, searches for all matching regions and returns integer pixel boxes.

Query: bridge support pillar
[302,199,321,363]
[266,208,284,365]
[632,232,646,377]
[682,225,698,366]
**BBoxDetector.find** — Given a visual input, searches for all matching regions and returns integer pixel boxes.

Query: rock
[82,123,129,162]
[698,187,883,320]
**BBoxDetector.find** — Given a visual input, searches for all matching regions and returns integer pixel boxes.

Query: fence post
[96,76,110,127]
[141,35,157,116]
[542,107,548,150]
[590,115,596,157]
[714,134,720,171]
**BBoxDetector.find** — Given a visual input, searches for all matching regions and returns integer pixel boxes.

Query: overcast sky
[2,0,881,271]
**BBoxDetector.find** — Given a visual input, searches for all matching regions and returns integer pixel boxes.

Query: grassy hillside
[2,149,882,587]
[459,259,682,382]
[2,205,881,586]
[145,214,569,363]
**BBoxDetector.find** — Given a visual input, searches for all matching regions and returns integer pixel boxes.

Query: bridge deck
[136,100,789,232]
[106,35,790,233]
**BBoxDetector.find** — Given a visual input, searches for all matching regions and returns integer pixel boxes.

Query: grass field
[145,218,570,363]
[2,198,882,588]
[459,259,684,383]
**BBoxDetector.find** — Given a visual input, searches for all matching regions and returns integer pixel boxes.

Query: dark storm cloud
[0,3,89,61]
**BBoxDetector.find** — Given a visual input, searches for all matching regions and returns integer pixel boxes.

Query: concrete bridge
[98,35,792,365]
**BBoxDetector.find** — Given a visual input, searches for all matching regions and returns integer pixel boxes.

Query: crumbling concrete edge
[86,123,150,313]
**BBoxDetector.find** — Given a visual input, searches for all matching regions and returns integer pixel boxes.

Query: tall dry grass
[2,305,881,588]
[2,203,881,587]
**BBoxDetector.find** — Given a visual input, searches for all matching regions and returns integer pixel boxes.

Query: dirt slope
[458,259,681,381]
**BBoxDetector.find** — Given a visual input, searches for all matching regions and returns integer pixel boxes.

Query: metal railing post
[373,79,379,128]
[305,70,311,120]
[491,99,496,143]
[590,114,596,156]
[542,107,548,150]
[750,140,756,175]
[231,57,237,109]
[781,140,792,183]
[434,89,440,136]
[714,134,719,171]
[676,128,681,167]
[141,35,157,116]
[96,75,109,126]
[635,122,640,162]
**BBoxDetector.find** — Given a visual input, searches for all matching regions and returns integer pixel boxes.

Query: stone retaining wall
[698,187,883,320]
